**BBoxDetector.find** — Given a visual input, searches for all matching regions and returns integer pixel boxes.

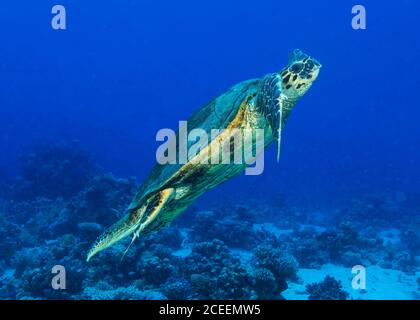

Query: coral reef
[82,285,166,300]
[67,173,137,228]
[14,142,100,200]
[253,245,298,282]
[181,239,253,299]
[252,268,278,299]
[283,222,420,273]
[190,206,258,248]
[0,144,418,300]
[0,165,11,198]
[161,279,191,300]
[306,275,349,300]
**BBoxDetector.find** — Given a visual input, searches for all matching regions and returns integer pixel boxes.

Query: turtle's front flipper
[86,188,175,262]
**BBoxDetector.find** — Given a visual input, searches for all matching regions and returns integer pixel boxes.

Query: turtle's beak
[313,58,322,68]
[301,57,321,87]
[311,63,321,82]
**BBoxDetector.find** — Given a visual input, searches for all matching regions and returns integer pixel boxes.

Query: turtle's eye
[290,62,304,74]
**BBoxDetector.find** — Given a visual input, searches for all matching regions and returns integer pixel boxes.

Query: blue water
[0,1,419,300]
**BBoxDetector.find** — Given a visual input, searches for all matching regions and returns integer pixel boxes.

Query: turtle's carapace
[87,49,321,261]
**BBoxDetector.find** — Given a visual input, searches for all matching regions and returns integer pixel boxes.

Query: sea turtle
[87,49,321,261]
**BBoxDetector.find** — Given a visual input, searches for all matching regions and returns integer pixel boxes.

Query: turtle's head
[280,49,321,99]
[256,49,321,161]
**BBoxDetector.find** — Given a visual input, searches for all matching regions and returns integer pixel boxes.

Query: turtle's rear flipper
[121,188,175,259]
[86,188,175,262]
